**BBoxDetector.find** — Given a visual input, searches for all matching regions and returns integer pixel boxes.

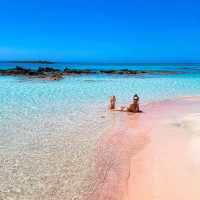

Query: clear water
[1,63,200,199]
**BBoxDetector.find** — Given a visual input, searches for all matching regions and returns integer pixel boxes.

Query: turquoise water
[1,67,200,152]
[1,72,200,120]
[1,63,200,199]
[1,64,200,141]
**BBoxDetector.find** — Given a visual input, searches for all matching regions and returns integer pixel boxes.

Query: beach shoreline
[1,66,200,200]
[86,96,200,200]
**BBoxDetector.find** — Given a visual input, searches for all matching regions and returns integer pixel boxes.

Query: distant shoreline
[0,61,200,66]
[3,60,56,64]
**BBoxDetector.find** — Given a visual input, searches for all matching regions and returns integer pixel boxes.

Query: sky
[0,0,200,62]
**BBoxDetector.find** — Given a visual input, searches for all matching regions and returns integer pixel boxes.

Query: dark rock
[99,70,115,74]
[27,71,41,76]
[13,66,31,74]
[50,72,64,80]
[0,66,180,79]
[100,69,139,74]
[0,66,31,75]
[37,67,60,73]
[63,68,91,74]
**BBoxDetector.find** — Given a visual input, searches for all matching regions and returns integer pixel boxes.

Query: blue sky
[0,0,200,62]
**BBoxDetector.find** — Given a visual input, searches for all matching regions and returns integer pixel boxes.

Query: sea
[1,62,200,199]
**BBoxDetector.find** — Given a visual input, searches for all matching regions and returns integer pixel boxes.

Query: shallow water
[1,63,200,199]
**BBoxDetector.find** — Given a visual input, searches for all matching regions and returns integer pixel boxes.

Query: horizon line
[0,60,200,65]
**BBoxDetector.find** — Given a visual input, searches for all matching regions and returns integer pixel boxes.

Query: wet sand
[86,96,200,200]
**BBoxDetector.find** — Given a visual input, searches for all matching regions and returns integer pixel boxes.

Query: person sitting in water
[109,95,116,110]
[127,94,140,112]
[112,94,141,113]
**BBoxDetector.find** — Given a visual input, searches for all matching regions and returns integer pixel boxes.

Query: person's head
[133,94,139,102]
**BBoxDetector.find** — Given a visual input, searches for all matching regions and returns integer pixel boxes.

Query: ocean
[1,62,200,199]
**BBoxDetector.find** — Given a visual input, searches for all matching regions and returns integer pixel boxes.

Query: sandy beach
[1,0,200,198]
[86,96,200,200]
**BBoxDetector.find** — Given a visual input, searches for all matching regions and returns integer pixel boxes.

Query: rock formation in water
[0,66,179,81]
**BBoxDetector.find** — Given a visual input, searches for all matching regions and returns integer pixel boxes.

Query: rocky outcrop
[99,69,177,75]
[0,66,31,75]
[63,68,92,74]
[99,69,146,74]
[49,72,64,80]
[38,67,61,73]
[0,66,179,80]
[0,66,63,80]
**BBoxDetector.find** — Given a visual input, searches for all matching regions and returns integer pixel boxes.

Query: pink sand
[86,96,200,200]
